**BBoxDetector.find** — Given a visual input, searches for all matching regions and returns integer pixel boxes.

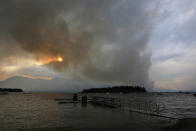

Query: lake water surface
[0,92,195,130]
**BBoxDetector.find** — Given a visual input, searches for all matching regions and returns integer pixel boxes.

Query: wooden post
[81,96,88,104]
[73,94,78,101]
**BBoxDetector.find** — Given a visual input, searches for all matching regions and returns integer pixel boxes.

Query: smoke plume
[0,0,159,90]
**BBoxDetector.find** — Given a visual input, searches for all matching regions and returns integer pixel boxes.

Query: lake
[0,92,195,130]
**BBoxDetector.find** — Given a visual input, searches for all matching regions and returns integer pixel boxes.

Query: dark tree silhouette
[82,86,146,93]
[0,88,23,92]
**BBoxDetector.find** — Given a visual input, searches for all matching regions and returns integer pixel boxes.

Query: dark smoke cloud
[0,0,159,90]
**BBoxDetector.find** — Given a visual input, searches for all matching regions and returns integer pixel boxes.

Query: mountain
[0,76,105,92]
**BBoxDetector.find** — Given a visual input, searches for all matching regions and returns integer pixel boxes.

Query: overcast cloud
[0,0,196,91]
[150,0,196,91]
[0,0,161,91]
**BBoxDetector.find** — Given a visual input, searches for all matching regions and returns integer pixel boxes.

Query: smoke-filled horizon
[0,0,160,91]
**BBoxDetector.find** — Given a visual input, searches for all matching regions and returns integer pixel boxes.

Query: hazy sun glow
[36,56,64,65]
[58,57,63,62]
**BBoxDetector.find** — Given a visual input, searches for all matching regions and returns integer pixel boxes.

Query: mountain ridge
[0,76,107,92]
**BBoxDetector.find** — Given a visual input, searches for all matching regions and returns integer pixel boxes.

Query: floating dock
[90,96,121,108]
[90,96,178,119]
[55,95,178,120]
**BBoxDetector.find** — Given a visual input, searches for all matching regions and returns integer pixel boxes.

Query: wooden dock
[90,96,178,119]
[55,95,178,120]
[90,96,121,108]
[58,101,80,104]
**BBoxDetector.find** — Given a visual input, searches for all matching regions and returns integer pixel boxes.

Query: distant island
[0,88,23,92]
[82,86,146,93]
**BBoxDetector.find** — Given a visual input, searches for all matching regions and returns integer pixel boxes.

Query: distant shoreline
[82,86,146,93]
[0,88,23,92]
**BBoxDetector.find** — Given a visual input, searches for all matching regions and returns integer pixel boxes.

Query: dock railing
[90,96,162,113]
[124,100,163,114]
[90,96,176,119]
[91,96,121,108]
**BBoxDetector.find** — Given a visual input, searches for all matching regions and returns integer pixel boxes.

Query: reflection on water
[0,93,65,129]
[0,92,195,130]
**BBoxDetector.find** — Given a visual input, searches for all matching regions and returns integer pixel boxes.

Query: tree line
[0,88,23,92]
[82,85,146,93]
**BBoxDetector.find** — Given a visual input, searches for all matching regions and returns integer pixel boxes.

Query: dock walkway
[90,96,178,119]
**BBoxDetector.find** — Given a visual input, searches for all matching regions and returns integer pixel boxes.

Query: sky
[0,0,196,91]
[149,0,196,91]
